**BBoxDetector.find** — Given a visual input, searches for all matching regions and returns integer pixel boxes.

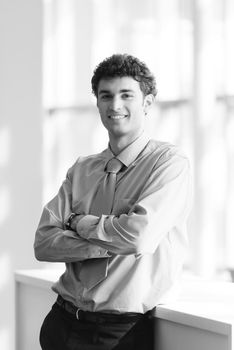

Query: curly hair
[91,54,157,98]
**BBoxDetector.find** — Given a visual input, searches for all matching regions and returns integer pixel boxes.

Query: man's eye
[100,94,111,100]
[122,94,134,99]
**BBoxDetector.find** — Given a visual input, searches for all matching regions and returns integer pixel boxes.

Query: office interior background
[0,0,234,349]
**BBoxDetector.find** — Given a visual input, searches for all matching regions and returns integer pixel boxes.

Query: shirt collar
[106,132,150,168]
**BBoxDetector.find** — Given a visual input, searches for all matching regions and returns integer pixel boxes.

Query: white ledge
[15,269,234,336]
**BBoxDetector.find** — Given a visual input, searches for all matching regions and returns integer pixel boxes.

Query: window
[43,0,234,280]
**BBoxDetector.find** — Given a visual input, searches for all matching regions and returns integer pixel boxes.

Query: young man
[34,54,192,349]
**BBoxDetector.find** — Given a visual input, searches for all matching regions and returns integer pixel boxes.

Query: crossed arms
[34,153,192,263]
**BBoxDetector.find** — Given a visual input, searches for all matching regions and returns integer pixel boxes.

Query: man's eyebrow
[120,89,135,93]
[98,89,135,95]
[98,89,111,95]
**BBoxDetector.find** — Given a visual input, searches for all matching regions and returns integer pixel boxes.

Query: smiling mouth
[108,115,127,120]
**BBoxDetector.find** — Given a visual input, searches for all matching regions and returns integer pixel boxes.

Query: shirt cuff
[86,245,110,259]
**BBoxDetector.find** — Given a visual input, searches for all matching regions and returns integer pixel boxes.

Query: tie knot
[106,158,123,174]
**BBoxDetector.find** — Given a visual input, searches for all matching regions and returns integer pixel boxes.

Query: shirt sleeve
[34,167,110,263]
[77,152,193,256]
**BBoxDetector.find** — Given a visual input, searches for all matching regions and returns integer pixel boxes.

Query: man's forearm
[34,208,109,263]
[34,227,110,263]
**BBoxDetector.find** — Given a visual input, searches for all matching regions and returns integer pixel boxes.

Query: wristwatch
[65,212,78,230]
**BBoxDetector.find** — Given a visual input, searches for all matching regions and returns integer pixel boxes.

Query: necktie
[79,158,123,290]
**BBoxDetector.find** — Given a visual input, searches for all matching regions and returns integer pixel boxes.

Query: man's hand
[70,214,85,232]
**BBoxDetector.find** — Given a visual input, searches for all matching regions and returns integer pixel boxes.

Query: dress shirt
[34,133,192,314]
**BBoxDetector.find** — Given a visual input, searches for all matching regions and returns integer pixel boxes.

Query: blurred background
[0,0,234,349]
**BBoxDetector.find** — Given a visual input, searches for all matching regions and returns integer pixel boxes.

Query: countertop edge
[14,269,233,336]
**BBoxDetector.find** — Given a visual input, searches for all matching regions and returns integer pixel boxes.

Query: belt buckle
[76,308,81,320]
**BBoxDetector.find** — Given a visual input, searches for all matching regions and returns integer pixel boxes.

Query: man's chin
[108,128,128,138]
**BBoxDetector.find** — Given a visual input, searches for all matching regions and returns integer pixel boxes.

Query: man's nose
[109,96,123,111]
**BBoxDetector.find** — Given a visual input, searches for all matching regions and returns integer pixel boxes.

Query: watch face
[66,213,77,229]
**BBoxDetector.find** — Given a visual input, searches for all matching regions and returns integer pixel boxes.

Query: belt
[56,295,143,324]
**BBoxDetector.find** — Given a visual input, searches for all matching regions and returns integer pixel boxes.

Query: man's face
[97,76,153,142]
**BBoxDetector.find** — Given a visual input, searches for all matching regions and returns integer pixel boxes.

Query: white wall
[0,1,43,349]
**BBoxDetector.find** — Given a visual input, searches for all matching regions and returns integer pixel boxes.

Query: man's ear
[143,94,154,115]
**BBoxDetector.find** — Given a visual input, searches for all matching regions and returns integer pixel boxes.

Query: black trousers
[39,303,155,350]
